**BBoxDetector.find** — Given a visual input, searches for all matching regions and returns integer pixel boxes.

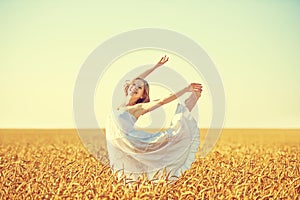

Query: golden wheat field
[0,129,299,199]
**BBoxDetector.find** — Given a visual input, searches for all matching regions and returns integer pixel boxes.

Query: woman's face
[127,79,145,99]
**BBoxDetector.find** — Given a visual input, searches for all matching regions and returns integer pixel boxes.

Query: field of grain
[0,129,299,199]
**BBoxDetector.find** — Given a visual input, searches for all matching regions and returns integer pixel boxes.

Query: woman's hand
[155,55,169,67]
[186,83,203,93]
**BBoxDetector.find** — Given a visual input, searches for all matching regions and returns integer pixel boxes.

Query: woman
[105,55,202,180]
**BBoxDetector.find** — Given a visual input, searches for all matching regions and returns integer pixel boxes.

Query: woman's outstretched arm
[123,56,169,96]
[135,55,169,79]
[138,83,202,115]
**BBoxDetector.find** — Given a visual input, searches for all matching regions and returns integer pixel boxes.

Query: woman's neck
[124,96,137,107]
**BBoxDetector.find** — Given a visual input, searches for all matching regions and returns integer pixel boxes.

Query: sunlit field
[1,129,299,199]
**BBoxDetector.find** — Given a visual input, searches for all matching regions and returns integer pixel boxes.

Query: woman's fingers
[164,55,169,62]
[189,83,203,92]
[191,83,202,88]
[159,55,169,64]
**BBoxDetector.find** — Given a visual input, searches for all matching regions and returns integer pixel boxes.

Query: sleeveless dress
[105,103,200,180]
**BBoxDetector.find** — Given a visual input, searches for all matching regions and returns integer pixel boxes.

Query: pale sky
[1,1,300,128]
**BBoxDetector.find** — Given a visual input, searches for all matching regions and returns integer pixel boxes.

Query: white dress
[105,103,200,180]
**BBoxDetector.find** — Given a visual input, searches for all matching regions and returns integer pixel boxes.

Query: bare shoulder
[120,99,162,119]
[118,104,146,119]
[137,99,162,114]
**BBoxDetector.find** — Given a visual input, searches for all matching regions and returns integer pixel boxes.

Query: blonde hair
[124,78,150,104]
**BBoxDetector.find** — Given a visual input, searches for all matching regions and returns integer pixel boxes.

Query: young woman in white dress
[105,55,202,180]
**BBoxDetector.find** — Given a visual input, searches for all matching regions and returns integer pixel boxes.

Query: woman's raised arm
[135,55,169,79]
[123,56,169,96]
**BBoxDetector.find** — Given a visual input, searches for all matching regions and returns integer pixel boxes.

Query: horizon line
[0,128,299,130]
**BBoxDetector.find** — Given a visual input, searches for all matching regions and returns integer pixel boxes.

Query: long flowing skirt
[105,103,200,180]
